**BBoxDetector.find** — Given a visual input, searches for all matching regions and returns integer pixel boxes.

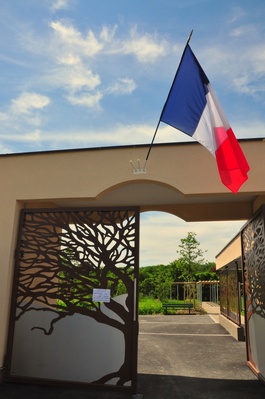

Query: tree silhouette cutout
[14,208,139,386]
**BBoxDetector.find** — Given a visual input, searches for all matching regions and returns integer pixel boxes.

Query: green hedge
[138,298,163,315]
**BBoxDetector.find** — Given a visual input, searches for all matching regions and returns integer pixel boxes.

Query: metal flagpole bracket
[130,159,147,174]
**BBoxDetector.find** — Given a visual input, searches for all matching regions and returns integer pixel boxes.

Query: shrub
[138,297,163,315]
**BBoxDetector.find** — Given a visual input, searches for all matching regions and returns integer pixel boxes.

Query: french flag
[160,44,250,193]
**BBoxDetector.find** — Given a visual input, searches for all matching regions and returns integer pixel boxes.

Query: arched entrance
[1,141,265,392]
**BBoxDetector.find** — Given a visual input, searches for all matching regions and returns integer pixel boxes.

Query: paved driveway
[137,315,265,398]
[1,314,265,399]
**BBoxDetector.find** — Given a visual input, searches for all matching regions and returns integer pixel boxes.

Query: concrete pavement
[137,314,264,398]
[201,301,220,314]
[1,314,265,398]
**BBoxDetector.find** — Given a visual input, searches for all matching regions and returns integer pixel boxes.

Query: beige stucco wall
[0,139,265,368]
[215,234,241,270]
[0,199,24,363]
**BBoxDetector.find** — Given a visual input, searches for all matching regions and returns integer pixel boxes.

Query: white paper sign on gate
[92,288,111,303]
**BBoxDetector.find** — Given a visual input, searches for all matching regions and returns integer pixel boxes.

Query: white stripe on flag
[193,102,216,156]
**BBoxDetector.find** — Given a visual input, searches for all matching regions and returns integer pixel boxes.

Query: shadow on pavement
[2,314,265,398]
[137,373,265,399]
[1,374,265,399]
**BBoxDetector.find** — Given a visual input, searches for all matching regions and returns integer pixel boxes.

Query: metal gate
[219,264,241,325]
[241,206,265,383]
[5,207,139,392]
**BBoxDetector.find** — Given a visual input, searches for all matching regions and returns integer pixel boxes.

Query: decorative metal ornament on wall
[6,207,139,392]
[241,206,265,380]
[242,209,265,321]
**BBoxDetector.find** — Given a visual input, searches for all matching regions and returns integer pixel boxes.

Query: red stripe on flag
[215,128,250,193]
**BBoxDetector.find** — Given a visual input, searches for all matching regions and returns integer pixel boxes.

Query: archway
[0,141,264,393]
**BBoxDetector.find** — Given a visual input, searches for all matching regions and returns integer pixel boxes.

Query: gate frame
[5,206,140,394]
[241,205,265,382]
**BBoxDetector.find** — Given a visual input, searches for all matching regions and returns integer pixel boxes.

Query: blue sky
[1,0,264,265]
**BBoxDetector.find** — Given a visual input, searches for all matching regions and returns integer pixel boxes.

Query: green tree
[139,264,173,300]
[176,232,206,282]
[138,234,216,300]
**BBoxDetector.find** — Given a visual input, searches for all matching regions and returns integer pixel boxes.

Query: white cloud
[140,212,245,266]
[51,0,69,12]
[227,6,246,24]
[230,24,256,38]
[66,92,103,109]
[0,129,44,154]
[99,25,118,42]
[6,17,173,114]
[233,120,265,139]
[40,21,166,110]
[112,26,167,63]
[58,53,81,65]
[49,20,168,64]
[23,129,42,142]
[0,112,9,122]
[0,121,208,151]
[40,64,101,103]
[35,123,155,146]
[1,115,264,153]
[0,93,50,144]
[105,78,137,95]
[11,92,50,115]
[50,20,103,57]
[200,41,265,97]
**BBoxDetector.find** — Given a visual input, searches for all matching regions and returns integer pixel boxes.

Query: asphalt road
[1,314,265,399]
[137,314,265,398]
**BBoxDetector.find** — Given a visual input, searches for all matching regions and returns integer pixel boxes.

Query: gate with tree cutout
[6,207,139,393]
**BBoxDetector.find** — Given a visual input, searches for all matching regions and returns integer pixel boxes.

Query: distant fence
[170,281,219,309]
[196,281,219,305]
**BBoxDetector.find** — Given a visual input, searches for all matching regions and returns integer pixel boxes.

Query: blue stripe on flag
[161,45,209,137]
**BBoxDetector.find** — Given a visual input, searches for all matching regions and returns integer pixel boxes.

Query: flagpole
[144,29,194,168]
[186,29,193,46]
[144,119,161,167]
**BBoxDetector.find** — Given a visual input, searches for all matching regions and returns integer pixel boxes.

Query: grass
[138,297,163,315]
